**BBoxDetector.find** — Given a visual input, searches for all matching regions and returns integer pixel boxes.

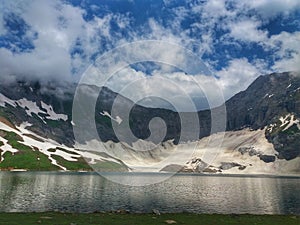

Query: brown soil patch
[0,117,18,130]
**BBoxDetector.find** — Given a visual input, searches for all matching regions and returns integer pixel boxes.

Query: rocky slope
[225,71,300,160]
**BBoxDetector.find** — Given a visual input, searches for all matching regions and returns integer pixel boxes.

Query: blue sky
[0,0,299,110]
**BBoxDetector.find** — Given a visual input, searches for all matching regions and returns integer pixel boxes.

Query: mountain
[0,72,299,174]
[225,71,300,160]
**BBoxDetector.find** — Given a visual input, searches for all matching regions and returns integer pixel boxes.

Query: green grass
[0,150,59,171]
[0,213,298,225]
[0,130,59,171]
[51,154,92,171]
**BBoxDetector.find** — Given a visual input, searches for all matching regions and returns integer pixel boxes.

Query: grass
[51,154,92,171]
[0,213,298,225]
[0,130,59,171]
[0,151,59,171]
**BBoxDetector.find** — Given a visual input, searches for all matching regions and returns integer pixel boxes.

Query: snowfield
[81,128,300,175]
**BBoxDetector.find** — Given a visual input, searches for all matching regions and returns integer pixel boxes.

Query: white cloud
[0,0,136,83]
[228,19,268,43]
[0,0,87,82]
[245,0,300,19]
[200,0,231,18]
[271,31,300,72]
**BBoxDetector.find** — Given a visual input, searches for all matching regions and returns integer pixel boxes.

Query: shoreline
[0,212,299,225]
[1,170,300,179]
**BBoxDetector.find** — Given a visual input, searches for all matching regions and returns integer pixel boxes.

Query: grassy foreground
[0,213,299,225]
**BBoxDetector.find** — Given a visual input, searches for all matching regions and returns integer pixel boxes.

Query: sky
[0,0,299,110]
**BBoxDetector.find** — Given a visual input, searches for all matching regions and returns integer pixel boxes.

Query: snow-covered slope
[187,128,300,175]
[98,128,299,175]
[0,119,128,171]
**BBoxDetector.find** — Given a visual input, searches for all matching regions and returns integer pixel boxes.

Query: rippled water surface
[0,172,299,214]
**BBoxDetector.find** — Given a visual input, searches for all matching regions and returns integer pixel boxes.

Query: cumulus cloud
[0,0,86,82]
[228,20,268,43]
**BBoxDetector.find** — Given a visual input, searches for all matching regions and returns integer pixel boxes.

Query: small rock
[165,219,177,224]
[152,209,161,215]
[238,165,246,170]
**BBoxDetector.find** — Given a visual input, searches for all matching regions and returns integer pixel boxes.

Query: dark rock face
[259,155,276,163]
[225,72,300,160]
[238,147,262,156]
[225,72,300,131]
[94,86,211,144]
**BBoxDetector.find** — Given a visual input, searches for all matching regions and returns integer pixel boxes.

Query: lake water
[0,172,299,214]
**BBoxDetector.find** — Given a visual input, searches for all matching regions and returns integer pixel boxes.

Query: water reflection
[0,172,299,214]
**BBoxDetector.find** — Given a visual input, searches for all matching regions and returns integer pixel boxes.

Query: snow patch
[0,136,19,162]
[279,114,300,131]
[41,101,68,121]
[267,123,276,133]
[16,99,42,117]
[0,93,68,122]
[100,111,122,124]
[0,93,16,107]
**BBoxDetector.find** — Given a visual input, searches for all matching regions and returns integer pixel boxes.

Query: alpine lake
[0,171,299,215]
